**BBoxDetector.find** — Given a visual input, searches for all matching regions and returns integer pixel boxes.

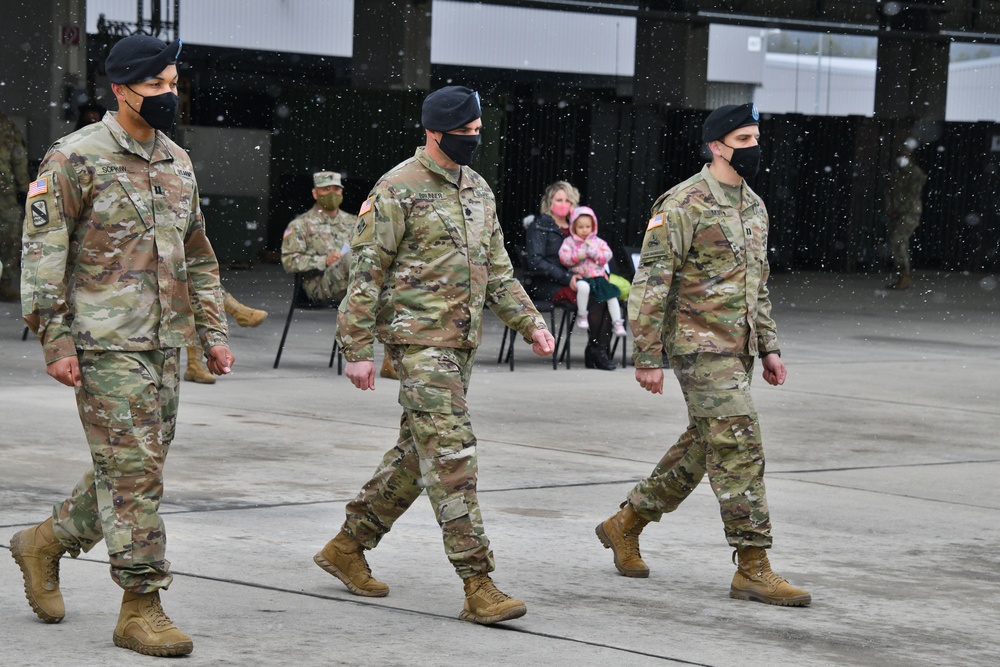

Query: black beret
[421,86,481,131]
[106,35,182,85]
[702,103,760,143]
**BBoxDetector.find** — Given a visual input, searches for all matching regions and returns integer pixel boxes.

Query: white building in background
[754,53,877,117]
[85,0,999,122]
[947,56,1000,122]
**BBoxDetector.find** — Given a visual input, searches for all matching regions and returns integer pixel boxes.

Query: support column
[0,0,87,164]
[633,10,708,108]
[353,0,431,91]
[874,37,949,121]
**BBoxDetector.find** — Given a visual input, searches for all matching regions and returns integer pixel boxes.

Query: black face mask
[722,143,761,179]
[438,132,481,166]
[126,87,179,132]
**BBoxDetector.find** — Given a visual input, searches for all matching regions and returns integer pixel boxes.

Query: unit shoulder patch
[30,200,49,227]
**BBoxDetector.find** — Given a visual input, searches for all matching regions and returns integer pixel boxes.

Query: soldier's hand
[207,345,235,375]
[346,360,376,390]
[47,356,82,387]
[530,328,555,356]
[326,250,342,266]
[761,353,786,386]
[635,367,664,394]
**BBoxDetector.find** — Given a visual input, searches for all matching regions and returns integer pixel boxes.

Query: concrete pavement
[2,266,998,666]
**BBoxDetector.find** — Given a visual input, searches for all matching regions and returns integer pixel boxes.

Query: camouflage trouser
[50,349,180,593]
[628,353,772,548]
[0,196,21,288]
[889,213,920,274]
[302,252,351,303]
[343,344,494,579]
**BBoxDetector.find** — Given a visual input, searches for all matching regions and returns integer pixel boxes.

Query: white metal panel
[707,25,765,85]
[86,0,353,58]
[947,57,1000,122]
[755,53,876,117]
[430,0,636,76]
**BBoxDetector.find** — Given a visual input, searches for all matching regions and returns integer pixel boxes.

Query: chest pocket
[91,173,152,244]
[158,169,194,230]
[407,200,462,262]
[690,219,740,277]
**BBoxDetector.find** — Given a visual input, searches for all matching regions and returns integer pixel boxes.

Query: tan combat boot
[113,590,193,656]
[183,347,215,384]
[379,355,398,380]
[9,517,66,623]
[887,272,912,290]
[224,292,268,327]
[459,573,527,625]
[730,546,811,607]
[313,532,389,597]
[595,501,650,577]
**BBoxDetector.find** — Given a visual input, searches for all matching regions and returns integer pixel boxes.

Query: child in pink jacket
[558,206,626,336]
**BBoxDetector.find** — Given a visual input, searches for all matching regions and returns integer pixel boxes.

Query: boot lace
[734,549,788,585]
[143,595,174,630]
[42,552,61,588]
[622,531,643,560]
[477,575,511,604]
[479,580,511,604]
[355,551,374,578]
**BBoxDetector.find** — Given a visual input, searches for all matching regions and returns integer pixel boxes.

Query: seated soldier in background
[281,171,396,378]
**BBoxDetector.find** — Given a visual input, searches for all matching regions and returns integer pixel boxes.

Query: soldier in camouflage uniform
[281,170,357,303]
[11,35,234,656]
[0,108,30,301]
[596,104,811,607]
[885,144,927,290]
[314,86,555,625]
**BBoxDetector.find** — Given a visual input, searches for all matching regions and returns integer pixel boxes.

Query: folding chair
[497,299,576,371]
[608,302,629,368]
[273,273,343,372]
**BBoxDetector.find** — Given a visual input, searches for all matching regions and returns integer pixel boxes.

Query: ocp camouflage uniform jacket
[0,111,29,202]
[281,205,357,281]
[630,164,778,368]
[337,147,546,361]
[21,112,228,365]
[885,162,926,218]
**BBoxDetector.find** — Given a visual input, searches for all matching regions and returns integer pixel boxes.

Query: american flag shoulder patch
[646,213,664,230]
[283,226,294,239]
[358,197,374,216]
[28,176,49,198]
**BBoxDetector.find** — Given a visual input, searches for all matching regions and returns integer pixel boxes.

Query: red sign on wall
[61,25,81,46]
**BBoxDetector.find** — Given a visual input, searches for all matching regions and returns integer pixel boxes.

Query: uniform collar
[415,146,466,187]
[701,163,744,209]
[312,204,340,220]
[103,111,175,164]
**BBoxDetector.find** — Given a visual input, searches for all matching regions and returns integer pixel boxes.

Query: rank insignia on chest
[647,213,664,230]
[745,226,753,237]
